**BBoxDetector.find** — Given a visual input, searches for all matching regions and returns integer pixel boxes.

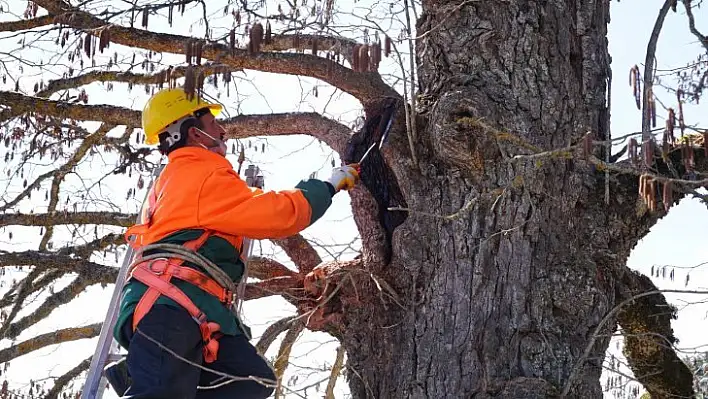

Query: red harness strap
[128,230,229,363]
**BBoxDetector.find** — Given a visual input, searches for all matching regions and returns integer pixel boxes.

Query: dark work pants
[122,305,276,399]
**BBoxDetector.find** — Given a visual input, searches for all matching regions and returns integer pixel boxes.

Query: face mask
[194,128,226,155]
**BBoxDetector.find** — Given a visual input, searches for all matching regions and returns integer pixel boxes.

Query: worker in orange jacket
[104,88,360,398]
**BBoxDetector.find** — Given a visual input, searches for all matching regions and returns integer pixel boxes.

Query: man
[104,87,360,398]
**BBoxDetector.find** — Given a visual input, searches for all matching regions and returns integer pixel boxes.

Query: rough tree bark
[334,1,692,398]
[0,0,698,397]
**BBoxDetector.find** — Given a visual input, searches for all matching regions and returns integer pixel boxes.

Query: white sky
[0,1,706,398]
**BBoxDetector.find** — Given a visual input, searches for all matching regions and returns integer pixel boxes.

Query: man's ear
[184,125,202,144]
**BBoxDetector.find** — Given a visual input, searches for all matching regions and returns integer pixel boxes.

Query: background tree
[0,0,707,398]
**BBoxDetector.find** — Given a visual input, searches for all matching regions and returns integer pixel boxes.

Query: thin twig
[134,328,280,389]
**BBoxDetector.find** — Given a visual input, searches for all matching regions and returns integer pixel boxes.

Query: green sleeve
[295,179,334,225]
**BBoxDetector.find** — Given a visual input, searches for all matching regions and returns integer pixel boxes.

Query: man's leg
[196,334,276,399]
[104,356,130,395]
[122,304,204,399]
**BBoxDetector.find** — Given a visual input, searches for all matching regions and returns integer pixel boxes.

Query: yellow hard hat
[141,88,223,145]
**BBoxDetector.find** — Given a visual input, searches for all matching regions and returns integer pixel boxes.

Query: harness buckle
[146,258,169,275]
[192,311,208,325]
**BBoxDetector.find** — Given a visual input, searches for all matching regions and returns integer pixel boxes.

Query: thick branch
[0,324,100,363]
[271,234,323,275]
[0,211,135,228]
[642,0,674,138]
[248,256,299,280]
[243,277,303,301]
[616,270,694,398]
[0,90,141,126]
[0,91,350,154]
[0,250,118,280]
[255,315,297,354]
[35,0,398,105]
[0,15,55,32]
[222,113,351,153]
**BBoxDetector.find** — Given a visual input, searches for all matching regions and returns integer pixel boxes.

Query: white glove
[327,164,360,192]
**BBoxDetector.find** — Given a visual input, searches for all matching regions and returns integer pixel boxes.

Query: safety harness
[125,182,248,363]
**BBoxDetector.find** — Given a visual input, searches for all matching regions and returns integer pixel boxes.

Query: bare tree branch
[0,91,351,153]
[0,323,100,364]
[0,65,235,122]
[0,90,141,126]
[34,0,398,105]
[0,211,135,228]
[243,276,303,301]
[273,319,305,396]
[248,256,299,280]
[0,250,117,279]
[325,345,346,399]
[40,122,116,250]
[223,113,351,153]
[255,315,297,355]
[681,0,708,53]
[1,274,110,340]
[0,15,55,32]
[616,270,694,398]
[58,233,126,258]
[0,267,44,339]
[0,269,63,308]
[45,355,92,399]
[271,234,323,275]
[641,0,675,139]
[36,64,238,98]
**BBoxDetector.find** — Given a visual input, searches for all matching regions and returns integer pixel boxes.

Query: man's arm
[196,166,356,239]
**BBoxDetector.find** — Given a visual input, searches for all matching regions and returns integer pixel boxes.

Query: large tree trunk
[342,1,623,398]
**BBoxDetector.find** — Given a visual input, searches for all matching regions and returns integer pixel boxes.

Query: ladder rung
[105,353,126,364]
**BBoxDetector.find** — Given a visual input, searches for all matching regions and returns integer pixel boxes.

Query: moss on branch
[0,90,141,126]
[616,270,694,398]
[0,324,100,363]
[0,211,135,228]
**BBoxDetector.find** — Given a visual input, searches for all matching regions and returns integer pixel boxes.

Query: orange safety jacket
[122,146,333,362]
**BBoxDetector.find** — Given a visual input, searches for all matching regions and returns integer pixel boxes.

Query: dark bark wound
[344,98,408,264]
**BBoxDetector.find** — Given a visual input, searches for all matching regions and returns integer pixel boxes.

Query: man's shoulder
[166,155,233,178]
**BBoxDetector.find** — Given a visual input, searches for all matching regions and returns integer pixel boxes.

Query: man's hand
[327,164,360,192]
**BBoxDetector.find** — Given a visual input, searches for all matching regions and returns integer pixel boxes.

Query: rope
[128,241,251,338]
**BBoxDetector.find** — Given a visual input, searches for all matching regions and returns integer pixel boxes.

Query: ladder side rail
[81,164,164,399]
